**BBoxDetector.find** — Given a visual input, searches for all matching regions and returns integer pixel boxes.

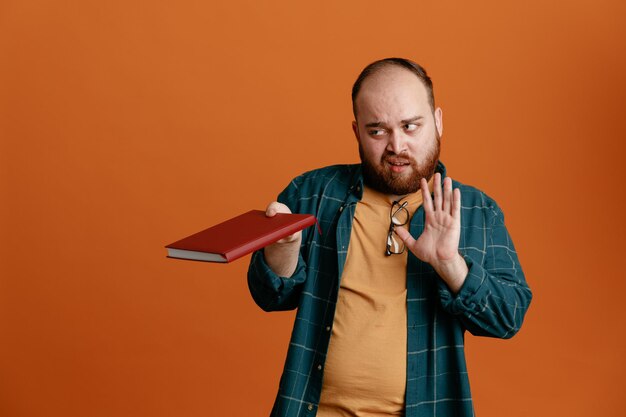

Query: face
[353,66,443,197]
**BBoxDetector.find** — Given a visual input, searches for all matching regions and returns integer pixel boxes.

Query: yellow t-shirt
[317,182,429,417]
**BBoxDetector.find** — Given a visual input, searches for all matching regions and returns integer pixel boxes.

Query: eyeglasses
[386,200,409,256]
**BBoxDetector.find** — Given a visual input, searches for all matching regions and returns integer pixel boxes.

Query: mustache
[381,152,416,164]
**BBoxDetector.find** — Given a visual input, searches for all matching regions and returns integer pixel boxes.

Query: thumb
[394,226,415,248]
[265,201,283,217]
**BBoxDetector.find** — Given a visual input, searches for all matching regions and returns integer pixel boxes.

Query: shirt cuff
[248,248,307,309]
[437,253,489,316]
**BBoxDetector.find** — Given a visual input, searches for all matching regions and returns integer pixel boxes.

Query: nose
[386,130,407,155]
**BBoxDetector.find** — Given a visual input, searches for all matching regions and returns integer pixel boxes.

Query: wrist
[264,235,302,278]
[432,252,468,294]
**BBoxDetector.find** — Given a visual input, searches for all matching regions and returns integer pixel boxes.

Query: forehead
[355,66,431,121]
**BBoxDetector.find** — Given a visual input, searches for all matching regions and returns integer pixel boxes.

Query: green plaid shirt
[248,161,532,417]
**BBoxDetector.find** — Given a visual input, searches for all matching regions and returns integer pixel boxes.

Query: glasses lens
[386,201,409,256]
[387,231,405,254]
[391,206,409,226]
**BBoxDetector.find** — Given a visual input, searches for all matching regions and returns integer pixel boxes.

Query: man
[247,58,532,417]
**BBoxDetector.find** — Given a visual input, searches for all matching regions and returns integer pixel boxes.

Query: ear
[434,107,443,137]
[352,120,361,142]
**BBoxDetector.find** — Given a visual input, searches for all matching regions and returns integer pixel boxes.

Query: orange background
[1,1,625,416]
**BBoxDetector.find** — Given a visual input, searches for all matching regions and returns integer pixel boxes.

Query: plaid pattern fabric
[247,161,532,417]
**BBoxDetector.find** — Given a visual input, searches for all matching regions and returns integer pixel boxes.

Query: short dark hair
[351,57,435,118]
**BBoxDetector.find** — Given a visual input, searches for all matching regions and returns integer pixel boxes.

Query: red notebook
[165,210,318,263]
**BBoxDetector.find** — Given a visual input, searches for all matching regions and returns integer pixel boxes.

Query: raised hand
[395,173,468,293]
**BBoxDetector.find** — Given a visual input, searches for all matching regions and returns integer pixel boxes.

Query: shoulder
[293,164,358,182]
[288,164,358,191]
[277,164,357,210]
[451,178,505,225]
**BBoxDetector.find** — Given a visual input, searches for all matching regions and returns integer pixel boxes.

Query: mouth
[386,159,411,173]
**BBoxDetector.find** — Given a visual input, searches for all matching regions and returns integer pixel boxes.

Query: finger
[394,226,416,251]
[266,202,277,217]
[421,177,434,213]
[452,188,461,220]
[442,177,452,213]
[266,201,289,217]
[433,172,442,211]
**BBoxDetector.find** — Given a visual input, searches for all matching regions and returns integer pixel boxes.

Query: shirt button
[326,326,331,332]
[317,364,322,370]
[339,206,344,212]
[308,404,314,411]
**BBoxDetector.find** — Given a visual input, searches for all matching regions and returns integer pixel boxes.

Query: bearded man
[247,58,532,417]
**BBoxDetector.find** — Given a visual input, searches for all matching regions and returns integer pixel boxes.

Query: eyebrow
[364,116,424,128]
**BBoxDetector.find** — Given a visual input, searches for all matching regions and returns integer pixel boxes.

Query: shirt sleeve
[247,248,308,311]
[437,200,533,339]
[246,176,309,312]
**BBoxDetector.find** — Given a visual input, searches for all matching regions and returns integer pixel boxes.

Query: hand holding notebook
[165,209,318,263]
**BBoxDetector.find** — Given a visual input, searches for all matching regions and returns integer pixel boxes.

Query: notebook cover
[165,210,317,263]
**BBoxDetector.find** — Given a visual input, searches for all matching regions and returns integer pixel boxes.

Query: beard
[359,131,440,196]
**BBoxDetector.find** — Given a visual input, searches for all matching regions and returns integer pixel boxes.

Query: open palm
[395,173,461,268]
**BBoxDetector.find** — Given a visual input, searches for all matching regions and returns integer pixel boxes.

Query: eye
[404,123,419,132]
[368,129,386,137]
